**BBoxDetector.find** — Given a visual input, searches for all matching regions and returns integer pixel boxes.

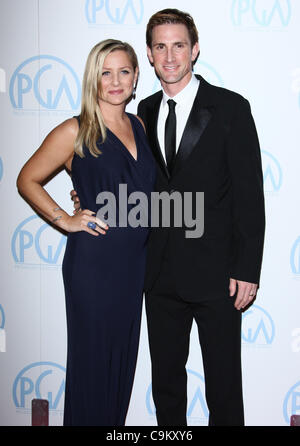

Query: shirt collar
[162,73,200,108]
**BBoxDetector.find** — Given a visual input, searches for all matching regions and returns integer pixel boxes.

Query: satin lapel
[146,92,170,180]
[172,79,213,178]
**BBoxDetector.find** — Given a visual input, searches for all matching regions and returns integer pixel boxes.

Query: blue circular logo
[290,236,300,275]
[11,214,67,266]
[242,304,275,346]
[146,369,208,424]
[231,0,292,28]
[13,361,66,411]
[10,55,81,111]
[283,381,300,424]
[194,61,224,87]
[0,304,5,329]
[262,150,282,193]
[85,0,144,25]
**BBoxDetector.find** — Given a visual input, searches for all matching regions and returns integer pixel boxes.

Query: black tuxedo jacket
[137,75,265,301]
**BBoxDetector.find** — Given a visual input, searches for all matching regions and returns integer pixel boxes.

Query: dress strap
[73,115,80,126]
[128,113,145,135]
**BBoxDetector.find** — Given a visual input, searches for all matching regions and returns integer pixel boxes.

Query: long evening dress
[62,113,156,425]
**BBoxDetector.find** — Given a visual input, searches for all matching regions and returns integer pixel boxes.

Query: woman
[17,40,156,426]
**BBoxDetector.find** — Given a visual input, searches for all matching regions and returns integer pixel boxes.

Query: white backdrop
[0,0,299,427]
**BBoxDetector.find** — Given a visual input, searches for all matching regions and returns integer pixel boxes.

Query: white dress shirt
[157,74,200,162]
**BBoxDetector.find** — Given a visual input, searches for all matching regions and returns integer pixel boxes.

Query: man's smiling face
[147,23,199,95]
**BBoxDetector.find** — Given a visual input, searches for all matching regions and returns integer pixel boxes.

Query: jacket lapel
[146,91,170,180]
[146,75,214,181]
[171,75,213,178]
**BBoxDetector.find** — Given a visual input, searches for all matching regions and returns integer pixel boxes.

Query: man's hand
[70,189,81,214]
[229,278,257,311]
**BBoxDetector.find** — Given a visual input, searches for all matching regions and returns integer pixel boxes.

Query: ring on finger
[87,221,97,230]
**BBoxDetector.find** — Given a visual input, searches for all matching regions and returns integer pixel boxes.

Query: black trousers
[145,258,244,426]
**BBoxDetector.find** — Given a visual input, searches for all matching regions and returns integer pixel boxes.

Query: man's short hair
[146,8,199,49]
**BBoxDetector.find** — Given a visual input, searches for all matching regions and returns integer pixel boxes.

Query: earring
[132,85,136,100]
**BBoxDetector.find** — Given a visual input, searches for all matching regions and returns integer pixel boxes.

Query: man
[137,9,265,426]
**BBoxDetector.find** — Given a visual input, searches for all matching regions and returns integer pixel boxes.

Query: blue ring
[87,221,97,230]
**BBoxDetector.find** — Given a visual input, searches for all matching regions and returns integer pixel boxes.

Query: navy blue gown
[62,113,156,426]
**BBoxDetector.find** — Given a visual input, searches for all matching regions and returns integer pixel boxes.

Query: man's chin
[160,75,183,85]
[158,69,191,86]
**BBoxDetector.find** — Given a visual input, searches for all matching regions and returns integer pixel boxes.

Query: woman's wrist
[51,208,72,232]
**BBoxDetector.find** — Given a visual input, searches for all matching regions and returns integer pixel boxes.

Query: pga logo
[194,60,224,88]
[11,215,67,267]
[13,362,65,412]
[9,55,81,112]
[0,304,5,329]
[85,0,144,25]
[283,381,300,424]
[242,305,275,346]
[261,150,282,193]
[290,236,300,276]
[146,369,208,425]
[231,0,292,28]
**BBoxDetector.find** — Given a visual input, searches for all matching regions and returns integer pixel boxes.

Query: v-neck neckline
[107,113,139,163]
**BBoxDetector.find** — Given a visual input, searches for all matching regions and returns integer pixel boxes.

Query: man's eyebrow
[153,40,188,46]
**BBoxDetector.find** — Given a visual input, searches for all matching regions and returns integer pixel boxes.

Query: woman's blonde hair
[74,39,139,158]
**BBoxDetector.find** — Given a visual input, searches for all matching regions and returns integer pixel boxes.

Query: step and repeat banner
[0,0,299,426]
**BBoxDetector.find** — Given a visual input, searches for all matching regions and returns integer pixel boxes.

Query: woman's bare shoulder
[55,117,79,137]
